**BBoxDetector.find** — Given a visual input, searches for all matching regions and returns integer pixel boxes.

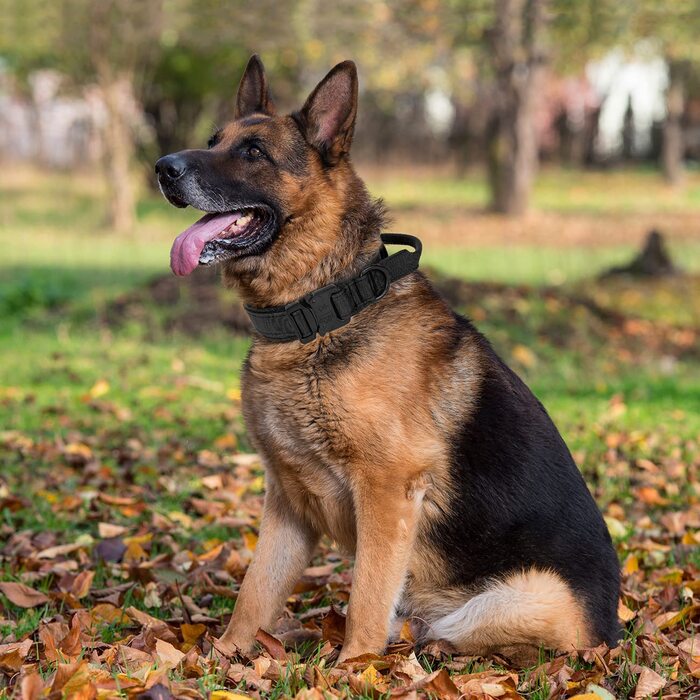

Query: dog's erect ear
[298,61,358,163]
[235,54,275,118]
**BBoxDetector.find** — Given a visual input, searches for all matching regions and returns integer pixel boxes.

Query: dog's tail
[427,569,592,657]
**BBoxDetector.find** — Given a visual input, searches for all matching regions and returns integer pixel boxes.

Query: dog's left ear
[235,54,275,118]
[298,61,358,163]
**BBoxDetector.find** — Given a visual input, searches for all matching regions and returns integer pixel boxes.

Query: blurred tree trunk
[622,96,634,161]
[661,61,685,186]
[486,0,546,216]
[98,68,136,232]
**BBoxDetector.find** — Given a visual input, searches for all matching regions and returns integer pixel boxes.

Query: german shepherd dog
[156,56,620,663]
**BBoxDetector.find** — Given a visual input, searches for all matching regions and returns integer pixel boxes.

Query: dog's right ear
[298,61,358,164]
[235,54,275,118]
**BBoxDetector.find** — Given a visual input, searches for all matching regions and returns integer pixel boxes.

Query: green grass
[2,165,700,442]
[368,165,700,215]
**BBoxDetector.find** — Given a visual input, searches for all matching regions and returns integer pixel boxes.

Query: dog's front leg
[338,472,425,662]
[218,475,319,655]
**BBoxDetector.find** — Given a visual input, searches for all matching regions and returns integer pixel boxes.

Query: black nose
[155,154,187,180]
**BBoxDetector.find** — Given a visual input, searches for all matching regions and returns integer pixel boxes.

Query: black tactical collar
[244,233,422,344]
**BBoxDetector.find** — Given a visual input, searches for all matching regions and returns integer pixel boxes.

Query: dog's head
[157,55,382,304]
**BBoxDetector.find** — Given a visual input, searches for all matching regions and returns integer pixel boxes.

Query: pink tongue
[170,212,243,276]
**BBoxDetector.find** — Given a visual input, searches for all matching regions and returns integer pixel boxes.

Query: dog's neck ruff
[244,233,422,344]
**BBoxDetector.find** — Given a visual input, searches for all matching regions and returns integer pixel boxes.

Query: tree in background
[483,0,545,215]
[635,2,700,185]
[2,0,700,223]
[0,0,163,231]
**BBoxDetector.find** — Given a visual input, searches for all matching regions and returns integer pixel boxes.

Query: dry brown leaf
[321,606,346,646]
[36,542,84,559]
[254,628,288,661]
[20,672,45,700]
[90,602,128,625]
[0,639,32,672]
[98,522,128,538]
[633,667,666,698]
[618,598,637,622]
[0,581,50,607]
[414,668,460,700]
[71,570,95,599]
[678,637,700,658]
[181,623,207,650]
[154,638,185,670]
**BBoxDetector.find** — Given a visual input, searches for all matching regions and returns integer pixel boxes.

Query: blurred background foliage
[2,0,700,227]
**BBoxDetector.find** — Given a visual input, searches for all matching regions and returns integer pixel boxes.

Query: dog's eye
[247,146,264,158]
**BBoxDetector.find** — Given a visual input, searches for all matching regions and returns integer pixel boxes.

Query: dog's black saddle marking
[245,233,422,343]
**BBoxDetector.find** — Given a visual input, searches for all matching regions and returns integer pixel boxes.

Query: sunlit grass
[366,165,700,214]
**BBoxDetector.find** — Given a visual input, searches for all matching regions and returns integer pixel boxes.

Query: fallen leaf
[360,664,380,687]
[0,639,32,672]
[618,599,637,622]
[0,581,50,607]
[322,607,346,646]
[98,522,128,538]
[71,570,95,599]
[210,692,252,700]
[20,672,45,700]
[633,667,666,698]
[181,623,207,650]
[255,628,287,661]
[154,638,185,670]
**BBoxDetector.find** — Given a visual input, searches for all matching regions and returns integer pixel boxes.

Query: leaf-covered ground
[2,271,700,699]
[2,166,700,698]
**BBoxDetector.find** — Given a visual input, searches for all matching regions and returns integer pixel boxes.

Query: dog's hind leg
[426,569,593,659]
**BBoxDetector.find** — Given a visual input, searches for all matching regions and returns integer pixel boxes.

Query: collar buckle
[287,282,352,344]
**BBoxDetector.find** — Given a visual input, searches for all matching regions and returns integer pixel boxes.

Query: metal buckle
[359,265,391,300]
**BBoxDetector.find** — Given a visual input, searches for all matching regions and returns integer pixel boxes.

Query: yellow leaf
[123,541,148,564]
[622,555,639,575]
[360,664,380,686]
[654,604,700,630]
[399,620,415,642]
[168,511,193,529]
[198,543,225,562]
[226,388,242,401]
[214,434,238,450]
[250,476,264,492]
[211,692,252,700]
[243,531,258,551]
[682,531,700,545]
[89,379,110,398]
[181,623,206,648]
[604,516,627,539]
[123,533,152,546]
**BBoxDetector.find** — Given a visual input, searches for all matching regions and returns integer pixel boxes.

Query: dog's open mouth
[170,206,276,276]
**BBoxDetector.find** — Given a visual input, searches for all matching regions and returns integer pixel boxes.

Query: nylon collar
[244,233,422,344]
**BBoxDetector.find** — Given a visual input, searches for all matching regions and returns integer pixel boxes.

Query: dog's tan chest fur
[240,281,480,555]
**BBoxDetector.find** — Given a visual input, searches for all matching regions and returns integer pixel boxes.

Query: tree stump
[601,230,679,278]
